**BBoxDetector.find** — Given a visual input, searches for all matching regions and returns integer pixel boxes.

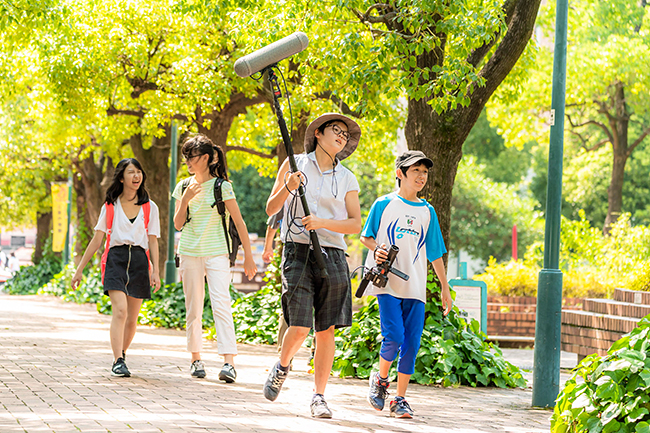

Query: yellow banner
[51,183,69,252]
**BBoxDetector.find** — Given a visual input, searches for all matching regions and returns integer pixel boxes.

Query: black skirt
[103,245,151,299]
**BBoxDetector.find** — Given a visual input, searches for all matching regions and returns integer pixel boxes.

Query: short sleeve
[425,204,447,262]
[361,195,392,239]
[94,204,107,233]
[147,201,161,238]
[267,208,284,229]
[221,180,236,201]
[347,172,360,192]
[172,179,186,201]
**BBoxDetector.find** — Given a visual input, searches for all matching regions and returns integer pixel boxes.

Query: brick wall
[487,296,583,338]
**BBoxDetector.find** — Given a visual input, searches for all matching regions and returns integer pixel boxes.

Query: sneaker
[190,360,206,379]
[263,361,288,401]
[218,363,237,383]
[111,357,130,377]
[368,371,390,411]
[311,394,332,419]
[389,396,414,418]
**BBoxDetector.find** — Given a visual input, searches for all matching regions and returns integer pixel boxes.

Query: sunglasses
[182,153,203,163]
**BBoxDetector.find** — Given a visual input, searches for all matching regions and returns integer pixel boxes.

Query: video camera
[355,245,409,298]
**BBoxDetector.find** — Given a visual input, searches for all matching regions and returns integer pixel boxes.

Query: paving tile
[0,292,556,432]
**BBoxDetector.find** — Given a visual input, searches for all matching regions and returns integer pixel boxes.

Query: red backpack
[100,201,151,284]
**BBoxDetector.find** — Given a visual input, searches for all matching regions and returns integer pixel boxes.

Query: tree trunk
[73,152,114,265]
[34,180,52,264]
[72,172,93,266]
[604,82,630,233]
[130,130,171,276]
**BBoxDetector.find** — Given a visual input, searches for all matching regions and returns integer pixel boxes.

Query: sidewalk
[0,293,564,433]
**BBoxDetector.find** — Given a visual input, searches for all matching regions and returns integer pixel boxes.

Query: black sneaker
[218,363,237,383]
[190,360,206,378]
[389,396,413,418]
[263,361,288,401]
[310,394,332,419]
[111,357,130,377]
[368,371,390,411]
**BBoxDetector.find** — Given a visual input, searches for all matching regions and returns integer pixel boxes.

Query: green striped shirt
[172,176,236,257]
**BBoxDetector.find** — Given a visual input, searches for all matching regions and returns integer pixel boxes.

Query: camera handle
[389,267,410,281]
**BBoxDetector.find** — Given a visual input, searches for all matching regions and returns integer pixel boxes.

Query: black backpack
[180,177,241,267]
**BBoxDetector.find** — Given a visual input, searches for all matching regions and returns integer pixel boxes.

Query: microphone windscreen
[234,32,309,78]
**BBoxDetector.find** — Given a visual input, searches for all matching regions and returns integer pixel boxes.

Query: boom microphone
[234,32,309,78]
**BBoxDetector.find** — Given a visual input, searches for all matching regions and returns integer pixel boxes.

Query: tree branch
[470,0,542,113]
[315,91,362,118]
[224,145,275,159]
[627,125,650,158]
[107,106,145,118]
[467,0,517,67]
[566,114,614,143]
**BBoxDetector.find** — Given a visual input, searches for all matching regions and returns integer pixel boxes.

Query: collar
[307,151,339,175]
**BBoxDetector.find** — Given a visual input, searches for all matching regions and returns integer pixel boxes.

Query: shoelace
[193,361,204,370]
[271,369,286,388]
[376,378,389,398]
[396,398,412,411]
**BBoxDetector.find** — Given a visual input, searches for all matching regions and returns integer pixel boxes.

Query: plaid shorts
[281,242,352,332]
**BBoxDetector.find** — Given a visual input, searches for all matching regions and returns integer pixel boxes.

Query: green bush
[332,273,527,388]
[551,315,650,433]
[628,262,650,292]
[39,263,104,304]
[476,212,650,298]
[230,286,281,344]
[3,255,62,295]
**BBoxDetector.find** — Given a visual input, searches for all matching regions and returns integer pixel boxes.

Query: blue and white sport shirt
[361,192,446,302]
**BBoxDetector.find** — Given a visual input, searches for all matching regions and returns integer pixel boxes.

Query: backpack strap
[181,178,192,228]
[100,203,115,284]
[142,201,151,269]
[212,178,231,255]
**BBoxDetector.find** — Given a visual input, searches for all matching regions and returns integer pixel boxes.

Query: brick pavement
[0,293,554,432]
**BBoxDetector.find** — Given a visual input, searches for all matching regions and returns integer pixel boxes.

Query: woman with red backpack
[72,158,161,377]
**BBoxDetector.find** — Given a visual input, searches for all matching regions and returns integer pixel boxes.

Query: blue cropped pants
[377,294,425,375]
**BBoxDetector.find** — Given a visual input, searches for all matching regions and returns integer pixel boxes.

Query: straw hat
[303,113,361,161]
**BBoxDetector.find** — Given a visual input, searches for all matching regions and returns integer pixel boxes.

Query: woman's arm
[71,230,105,289]
[224,198,258,280]
[148,235,161,292]
[266,158,303,216]
[301,190,362,234]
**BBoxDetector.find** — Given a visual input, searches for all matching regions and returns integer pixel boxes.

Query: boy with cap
[262,113,362,418]
[360,150,452,418]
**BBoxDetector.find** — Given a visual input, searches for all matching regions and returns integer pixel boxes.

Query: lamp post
[532,0,569,408]
[165,123,178,285]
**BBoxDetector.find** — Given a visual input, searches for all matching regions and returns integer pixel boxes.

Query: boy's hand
[262,248,273,263]
[285,171,303,191]
[440,285,453,316]
[301,215,324,231]
[374,243,388,265]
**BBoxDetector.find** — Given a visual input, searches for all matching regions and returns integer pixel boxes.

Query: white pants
[179,254,237,355]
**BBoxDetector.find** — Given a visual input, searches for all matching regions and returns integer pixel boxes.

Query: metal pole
[165,123,178,285]
[63,170,73,264]
[532,0,568,408]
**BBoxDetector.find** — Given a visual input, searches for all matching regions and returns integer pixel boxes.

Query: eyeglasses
[182,153,202,163]
[326,124,351,142]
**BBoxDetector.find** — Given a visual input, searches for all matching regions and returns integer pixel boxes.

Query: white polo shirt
[280,152,360,250]
[95,198,161,250]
